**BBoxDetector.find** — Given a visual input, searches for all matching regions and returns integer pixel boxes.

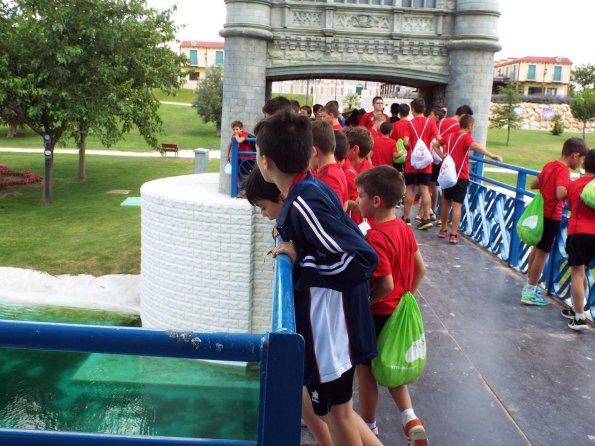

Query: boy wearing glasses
[359,96,390,131]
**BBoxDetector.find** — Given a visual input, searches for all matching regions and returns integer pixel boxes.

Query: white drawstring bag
[437,133,467,189]
[410,119,433,170]
[224,162,232,175]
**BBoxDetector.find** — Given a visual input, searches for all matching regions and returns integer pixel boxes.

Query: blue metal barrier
[0,251,304,445]
[461,155,594,313]
[229,138,257,198]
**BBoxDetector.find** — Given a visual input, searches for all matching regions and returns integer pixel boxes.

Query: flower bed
[0,165,43,188]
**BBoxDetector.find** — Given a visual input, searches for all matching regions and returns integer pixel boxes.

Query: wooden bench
[161,143,179,157]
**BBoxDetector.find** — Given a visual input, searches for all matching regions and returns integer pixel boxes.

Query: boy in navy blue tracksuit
[254,111,383,446]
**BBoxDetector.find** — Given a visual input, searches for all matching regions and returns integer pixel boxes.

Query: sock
[366,421,377,430]
[575,312,585,320]
[526,285,536,294]
[401,408,416,426]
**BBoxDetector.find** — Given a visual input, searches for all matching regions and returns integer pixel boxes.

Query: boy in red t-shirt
[344,126,375,225]
[521,137,588,305]
[371,122,399,167]
[359,96,390,130]
[433,115,501,244]
[334,130,359,215]
[562,149,594,330]
[310,120,349,210]
[355,165,428,445]
[369,114,386,139]
[322,102,344,130]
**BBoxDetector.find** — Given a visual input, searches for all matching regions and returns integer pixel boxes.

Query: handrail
[230,137,257,198]
[271,237,296,333]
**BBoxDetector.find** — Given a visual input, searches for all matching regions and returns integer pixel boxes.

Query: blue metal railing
[462,155,594,314]
[229,138,257,198]
[0,251,304,445]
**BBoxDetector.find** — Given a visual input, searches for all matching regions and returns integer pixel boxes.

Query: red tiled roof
[495,56,572,67]
[180,41,224,49]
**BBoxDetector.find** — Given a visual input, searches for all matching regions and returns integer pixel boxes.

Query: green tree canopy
[570,89,595,140]
[0,0,186,202]
[192,66,223,136]
[490,80,522,146]
[570,64,595,91]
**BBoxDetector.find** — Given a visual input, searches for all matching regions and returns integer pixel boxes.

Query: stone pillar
[219,0,273,195]
[446,0,501,148]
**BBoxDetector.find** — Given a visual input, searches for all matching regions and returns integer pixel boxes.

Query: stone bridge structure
[219,0,501,192]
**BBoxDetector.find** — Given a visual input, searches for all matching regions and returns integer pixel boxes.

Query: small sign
[541,108,556,121]
[514,106,524,117]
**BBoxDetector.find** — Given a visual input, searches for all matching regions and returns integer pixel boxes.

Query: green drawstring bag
[394,139,406,164]
[516,193,545,246]
[372,291,427,388]
[580,178,595,209]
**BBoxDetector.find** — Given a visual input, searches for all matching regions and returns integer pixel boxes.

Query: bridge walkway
[305,226,594,446]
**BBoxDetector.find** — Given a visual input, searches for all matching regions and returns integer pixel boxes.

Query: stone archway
[219,0,501,194]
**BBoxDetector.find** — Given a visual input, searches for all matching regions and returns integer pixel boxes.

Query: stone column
[219,0,273,195]
[446,0,501,149]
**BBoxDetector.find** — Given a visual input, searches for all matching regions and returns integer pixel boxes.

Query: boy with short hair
[359,96,389,130]
[432,115,502,245]
[355,165,428,445]
[369,114,386,139]
[322,102,344,130]
[335,130,359,216]
[311,120,349,210]
[521,137,588,305]
[255,111,383,446]
[371,122,400,168]
[344,126,375,225]
[563,148,595,330]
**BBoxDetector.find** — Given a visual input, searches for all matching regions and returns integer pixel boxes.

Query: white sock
[366,421,377,430]
[526,285,536,294]
[401,408,416,426]
[575,312,585,320]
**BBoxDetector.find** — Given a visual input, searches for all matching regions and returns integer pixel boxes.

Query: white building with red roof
[493,56,572,96]
[179,41,224,86]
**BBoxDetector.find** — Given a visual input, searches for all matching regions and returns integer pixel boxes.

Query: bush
[550,114,564,135]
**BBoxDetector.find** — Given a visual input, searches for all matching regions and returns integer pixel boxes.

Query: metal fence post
[230,138,239,198]
[508,171,527,269]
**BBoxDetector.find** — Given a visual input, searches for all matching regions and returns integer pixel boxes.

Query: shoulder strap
[445,133,469,179]
[439,120,458,135]
[368,227,412,291]
[409,118,430,142]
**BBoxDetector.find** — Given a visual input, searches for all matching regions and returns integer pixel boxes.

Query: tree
[489,80,522,146]
[0,0,185,201]
[570,89,595,140]
[343,93,360,111]
[570,63,595,91]
[192,66,223,136]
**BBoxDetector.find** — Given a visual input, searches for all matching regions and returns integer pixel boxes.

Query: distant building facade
[493,56,572,96]
[180,41,224,87]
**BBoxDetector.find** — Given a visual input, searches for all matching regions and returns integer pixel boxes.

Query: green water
[0,302,259,440]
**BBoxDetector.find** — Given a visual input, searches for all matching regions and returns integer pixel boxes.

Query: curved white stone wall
[140,173,275,334]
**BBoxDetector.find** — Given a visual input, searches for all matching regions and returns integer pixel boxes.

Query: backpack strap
[445,133,468,179]
[438,120,458,136]
[409,118,430,143]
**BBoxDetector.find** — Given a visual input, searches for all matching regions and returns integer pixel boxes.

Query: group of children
[228,95,594,445]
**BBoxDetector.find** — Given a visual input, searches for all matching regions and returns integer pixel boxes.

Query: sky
[146,0,592,67]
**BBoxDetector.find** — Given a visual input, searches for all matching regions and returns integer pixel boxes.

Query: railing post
[509,171,527,269]
[230,138,239,198]
[257,332,304,446]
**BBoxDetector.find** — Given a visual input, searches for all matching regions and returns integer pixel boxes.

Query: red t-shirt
[351,158,374,225]
[359,112,390,130]
[372,136,396,167]
[232,130,254,160]
[566,176,595,235]
[538,160,570,221]
[404,116,438,174]
[438,131,475,180]
[366,218,418,315]
[332,122,344,130]
[315,162,349,206]
[437,117,459,138]
[341,158,358,201]
[390,118,410,142]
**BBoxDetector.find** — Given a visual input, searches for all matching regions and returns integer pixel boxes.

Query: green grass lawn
[0,103,220,152]
[0,153,219,275]
[152,88,195,104]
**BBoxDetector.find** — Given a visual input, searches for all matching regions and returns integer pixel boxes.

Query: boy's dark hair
[313,104,323,114]
[262,96,292,116]
[398,103,410,117]
[390,103,400,114]
[561,137,589,157]
[431,107,446,120]
[344,126,373,158]
[326,100,340,108]
[459,114,475,130]
[584,148,595,173]
[254,111,312,174]
[300,105,312,117]
[355,165,405,208]
[312,120,336,155]
[334,130,349,162]
[323,102,340,118]
[380,122,393,135]
[231,120,243,129]
[244,166,282,207]
[289,99,301,113]
[372,96,383,104]
[410,98,425,114]
[455,104,474,116]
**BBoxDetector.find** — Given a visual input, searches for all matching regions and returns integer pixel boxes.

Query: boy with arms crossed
[355,166,429,446]
[255,111,383,446]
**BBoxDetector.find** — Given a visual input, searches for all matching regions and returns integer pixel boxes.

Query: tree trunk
[216,124,221,137]
[78,133,87,180]
[506,125,511,146]
[583,121,587,140]
[6,124,17,138]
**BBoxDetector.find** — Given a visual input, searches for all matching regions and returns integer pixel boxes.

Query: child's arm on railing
[470,142,502,162]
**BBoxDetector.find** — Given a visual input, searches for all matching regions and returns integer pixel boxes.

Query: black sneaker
[568,317,588,331]
[561,308,575,320]
[403,217,411,227]
[417,219,433,230]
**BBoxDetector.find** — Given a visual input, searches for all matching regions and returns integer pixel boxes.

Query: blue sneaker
[521,287,549,306]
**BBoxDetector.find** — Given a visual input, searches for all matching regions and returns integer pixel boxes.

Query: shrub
[550,114,564,136]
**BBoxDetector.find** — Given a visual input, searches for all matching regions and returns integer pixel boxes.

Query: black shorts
[306,367,355,416]
[362,314,391,367]
[393,162,404,172]
[405,172,431,186]
[566,233,595,267]
[431,163,441,182]
[535,218,560,253]
[442,178,469,204]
